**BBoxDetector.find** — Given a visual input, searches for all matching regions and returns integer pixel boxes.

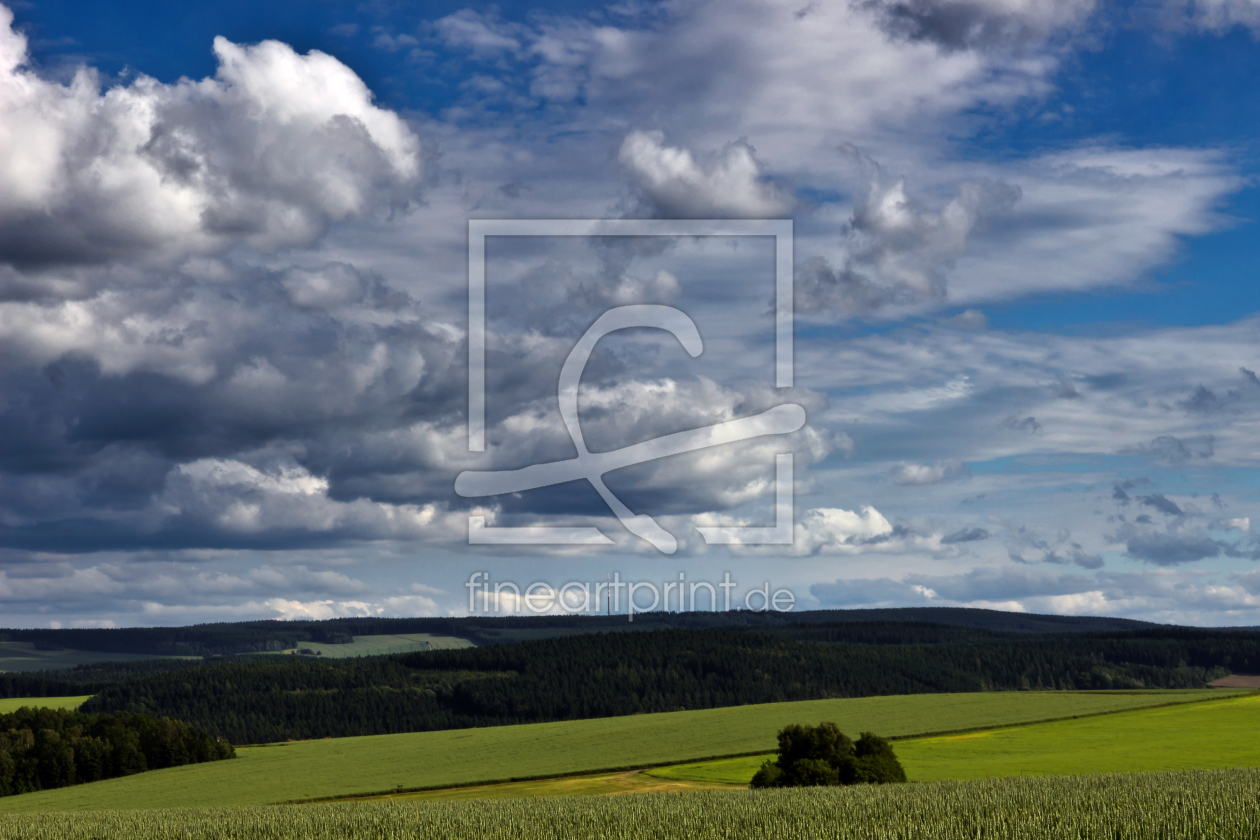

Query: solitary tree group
[750,722,906,788]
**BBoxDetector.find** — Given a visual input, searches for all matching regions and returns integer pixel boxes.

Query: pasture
[0,689,1227,812]
[261,633,476,659]
[648,691,1260,785]
[0,641,170,673]
[0,769,1256,839]
[0,696,90,714]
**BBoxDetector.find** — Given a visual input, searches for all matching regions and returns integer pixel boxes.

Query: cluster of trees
[0,707,233,797]
[60,624,1260,744]
[751,723,906,787]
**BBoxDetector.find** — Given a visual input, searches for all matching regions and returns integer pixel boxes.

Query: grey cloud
[1126,435,1215,464]
[1002,415,1041,434]
[941,526,989,544]
[1179,384,1238,413]
[795,151,1020,316]
[1125,532,1225,565]
[1138,493,1183,516]
[863,0,1095,50]
[1070,549,1105,570]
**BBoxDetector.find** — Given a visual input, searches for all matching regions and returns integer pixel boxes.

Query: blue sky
[3,0,1260,628]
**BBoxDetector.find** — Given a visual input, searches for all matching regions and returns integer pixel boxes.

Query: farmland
[252,634,475,659]
[0,641,171,673]
[648,691,1260,785]
[0,689,1229,812]
[0,769,1256,839]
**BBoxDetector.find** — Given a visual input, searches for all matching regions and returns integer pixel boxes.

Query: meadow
[0,769,1256,839]
[0,696,88,714]
[0,690,1219,812]
[649,691,1260,785]
[255,633,475,659]
[0,641,169,673]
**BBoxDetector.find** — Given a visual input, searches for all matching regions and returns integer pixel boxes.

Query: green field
[257,633,476,659]
[1,770,1257,839]
[649,691,1260,785]
[0,690,1228,812]
[0,641,176,673]
[0,696,90,714]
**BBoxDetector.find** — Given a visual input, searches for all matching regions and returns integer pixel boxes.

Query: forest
[40,623,1256,744]
[0,707,233,797]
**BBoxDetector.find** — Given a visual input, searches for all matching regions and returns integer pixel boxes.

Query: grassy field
[0,690,1228,812]
[0,696,90,714]
[0,769,1257,839]
[257,633,476,659]
[0,641,175,673]
[648,691,1260,785]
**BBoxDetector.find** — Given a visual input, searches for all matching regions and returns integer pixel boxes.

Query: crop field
[649,691,1260,785]
[260,633,476,658]
[0,695,90,714]
[0,769,1257,839]
[0,641,171,673]
[0,689,1229,813]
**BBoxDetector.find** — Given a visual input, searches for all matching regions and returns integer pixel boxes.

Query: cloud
[1126,435,1216,464]
[810,576,935,607]
[891,459,971,485]
[0,9,420,277]
[1166,0,1260,33]
[796,155,1020,315]
[864,0,1098,49]
[1138,493,1184,517]
[795,505,895,554]
[941,525,990,543]
[619,130,794,218]
[1126,532,1226,565]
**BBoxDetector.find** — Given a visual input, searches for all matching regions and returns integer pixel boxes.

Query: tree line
[0,706,234,797]
[61,624,1259,744]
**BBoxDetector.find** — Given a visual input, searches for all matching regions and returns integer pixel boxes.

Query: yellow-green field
[0,695,90,714]
[647,691,1260,785]
[2,769,1259,840]
[0,690,1229,812]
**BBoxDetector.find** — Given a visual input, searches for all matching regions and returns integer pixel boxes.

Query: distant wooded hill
[0,607,1178,660]
[0,622,1245,744]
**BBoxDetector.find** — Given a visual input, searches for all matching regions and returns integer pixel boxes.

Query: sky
[3,0,1260,629]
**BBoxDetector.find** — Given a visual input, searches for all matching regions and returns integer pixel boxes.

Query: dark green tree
[751,722,905,788]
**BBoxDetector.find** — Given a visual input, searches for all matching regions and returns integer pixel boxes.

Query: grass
[0,689,1228,812]
[0,696,91,714]
[0,641,175,673]
[647,691,1260,785]
[253,633,476,659]
[1,769,1258,839]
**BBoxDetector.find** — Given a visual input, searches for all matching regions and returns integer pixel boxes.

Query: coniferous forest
[14,623,1249,744]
